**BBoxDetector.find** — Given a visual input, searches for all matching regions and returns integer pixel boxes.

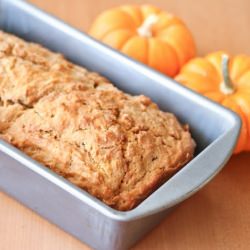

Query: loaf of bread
[0,31,195,211]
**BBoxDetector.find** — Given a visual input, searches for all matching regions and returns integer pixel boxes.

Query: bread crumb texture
[0,31,195,211]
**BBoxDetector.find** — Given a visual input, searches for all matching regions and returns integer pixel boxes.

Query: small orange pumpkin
[175,51,250,153]
[89,5,196,77]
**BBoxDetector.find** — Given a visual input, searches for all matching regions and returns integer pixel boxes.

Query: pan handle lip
[125,115,241,220]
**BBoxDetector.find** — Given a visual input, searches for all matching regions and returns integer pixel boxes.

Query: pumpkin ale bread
[0,31,195,211]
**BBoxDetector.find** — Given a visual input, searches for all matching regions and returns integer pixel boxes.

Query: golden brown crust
[0,31,195,211]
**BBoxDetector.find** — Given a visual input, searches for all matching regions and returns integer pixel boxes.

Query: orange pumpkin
[89,5,196,77]
[175,51,250,153]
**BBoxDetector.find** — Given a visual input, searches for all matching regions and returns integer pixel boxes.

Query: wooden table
[1,1,250,249]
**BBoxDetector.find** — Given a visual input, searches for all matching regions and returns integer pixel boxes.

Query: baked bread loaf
[0,31,195,211]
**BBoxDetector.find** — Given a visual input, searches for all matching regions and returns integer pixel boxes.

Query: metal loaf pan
[0,0,241,249]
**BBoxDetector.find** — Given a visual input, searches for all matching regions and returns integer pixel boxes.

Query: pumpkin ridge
[231,55,250,82]
[206,58,223,84]
[157,24,196,66]
[181,58,221,84]
[148,38,179,76]
[119,34,138,51]
[237,69,250,85]
[222,97,248,152]
[233,97,250,150]
[120,7,143,27]
[156,22,186,35]
[203,91,225,103]
[158,39,180,70]
[121,36,148,64]
[118,34,137,51]
[232,93,250,142]
[141,5,161,20]
[98,27,131,42]
[176,72,218,94]
[236,71,250,84]
[205,51,228,78]
[102,29,136,50]
[153,13,183,33]
[89,9,137,40]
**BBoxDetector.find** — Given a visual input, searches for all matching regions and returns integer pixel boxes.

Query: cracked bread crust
[0,31,195,211]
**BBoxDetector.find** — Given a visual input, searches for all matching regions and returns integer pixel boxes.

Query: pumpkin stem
[137,14,159,38]
[220,54,235,95]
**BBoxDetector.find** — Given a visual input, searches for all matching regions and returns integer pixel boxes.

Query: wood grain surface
[1,0,250,249]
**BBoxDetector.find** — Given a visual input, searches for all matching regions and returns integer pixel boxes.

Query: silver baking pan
[0,0,241,249]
